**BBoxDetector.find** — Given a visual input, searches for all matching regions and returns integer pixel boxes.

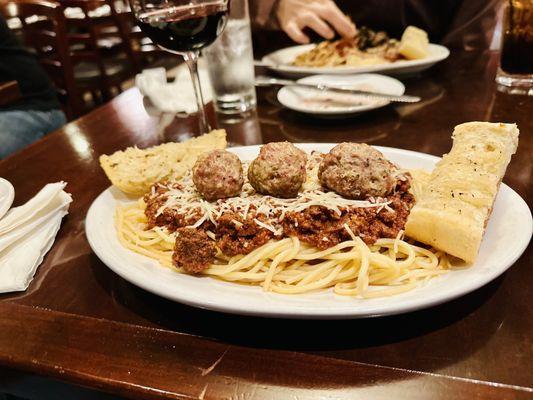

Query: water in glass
[203,0,256,114]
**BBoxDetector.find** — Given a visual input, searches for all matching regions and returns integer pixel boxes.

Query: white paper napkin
[0,209,67,292]
[0,182,67,235]
[0,181,72,293]
[0,177,14,220]
[135,62,213,114]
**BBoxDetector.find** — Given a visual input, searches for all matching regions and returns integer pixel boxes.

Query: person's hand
[275,0,356,44]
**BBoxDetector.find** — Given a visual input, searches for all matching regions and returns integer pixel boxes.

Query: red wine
[137,2,228,53]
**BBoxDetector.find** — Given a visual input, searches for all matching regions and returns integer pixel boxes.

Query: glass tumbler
[202,0,257,114]
[496,0,533,94]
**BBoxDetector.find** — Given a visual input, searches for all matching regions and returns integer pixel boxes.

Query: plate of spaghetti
[87,125,532,319]
[261,26,450,78]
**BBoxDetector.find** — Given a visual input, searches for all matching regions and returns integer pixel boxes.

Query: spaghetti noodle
[115,200,451,298]
[292,34,402,68]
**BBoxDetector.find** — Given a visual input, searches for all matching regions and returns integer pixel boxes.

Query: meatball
[192,150,243,201]
[173,228,216,273]
[318,143,397,199]
[248,142,307,198]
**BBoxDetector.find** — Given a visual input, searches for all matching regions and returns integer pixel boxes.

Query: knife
[255,76,421,103]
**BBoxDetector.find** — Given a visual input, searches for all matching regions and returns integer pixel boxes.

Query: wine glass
[129,0,230,133]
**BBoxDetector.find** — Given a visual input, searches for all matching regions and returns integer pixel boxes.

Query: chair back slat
[62,0,109,12]
[61,0,138,95]
[22,29,57,51]
[40,58,66,89]
[1,0,61,20]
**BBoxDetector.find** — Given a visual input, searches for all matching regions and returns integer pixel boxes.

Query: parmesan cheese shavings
[152,157,395,234]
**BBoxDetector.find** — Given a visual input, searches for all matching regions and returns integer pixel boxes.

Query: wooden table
[0,81,20,107]
[0,48,532,399]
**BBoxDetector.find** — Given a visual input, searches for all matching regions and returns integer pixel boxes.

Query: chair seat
[74,58,130,81]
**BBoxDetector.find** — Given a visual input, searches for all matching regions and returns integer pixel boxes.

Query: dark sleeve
[0,15,61,111]
[249,0,279,29]
[340,0,499,49]
[441,0,500,50]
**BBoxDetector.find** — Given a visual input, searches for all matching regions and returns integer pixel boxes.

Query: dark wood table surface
[0,48,532,399]
[0,81,20,107]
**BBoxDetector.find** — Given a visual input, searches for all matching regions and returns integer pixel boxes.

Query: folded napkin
[0,182,72,293]
[0,177,14,220]
[135,62,213,114]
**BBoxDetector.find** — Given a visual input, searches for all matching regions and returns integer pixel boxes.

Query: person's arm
[250,0,279,29]
[441,0,500,50]
[250,0,355,44]
[275,0,356,43]
[251,0,499,50]
[0,15,61,111]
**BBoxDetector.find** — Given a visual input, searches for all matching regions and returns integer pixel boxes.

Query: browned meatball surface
[173,228,216,273]
[192,150,243,201]
[248,142,307,198]
[318,143,397,199]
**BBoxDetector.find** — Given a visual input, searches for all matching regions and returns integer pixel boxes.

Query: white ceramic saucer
[277,74,405,116]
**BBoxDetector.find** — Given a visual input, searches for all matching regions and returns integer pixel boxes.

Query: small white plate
[86,144,532,319]
[0,178,14,221]
[277,74,405,116]
[262,43,450,78]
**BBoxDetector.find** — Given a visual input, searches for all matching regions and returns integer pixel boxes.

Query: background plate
[86,144,532,319]
[262,44,450,78]
[277,74,405,115]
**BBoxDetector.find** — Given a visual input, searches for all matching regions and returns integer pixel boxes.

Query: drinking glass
[202,0,257,114]
[496,0,533,94]
[129,0,230,132]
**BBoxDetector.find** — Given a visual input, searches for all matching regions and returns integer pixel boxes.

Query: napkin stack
[135,62,213,114]
[0,182,72,293]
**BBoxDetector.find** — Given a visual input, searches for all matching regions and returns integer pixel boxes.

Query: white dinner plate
[262,44,450,78]
[0,178,14,221]
[86,144,532,319]
[277,74,405,116]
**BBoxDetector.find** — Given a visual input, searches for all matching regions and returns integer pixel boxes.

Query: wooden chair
[109,4,172,69]
[60,0,138,100]
[0,0,84,117]
[64,0,177,75]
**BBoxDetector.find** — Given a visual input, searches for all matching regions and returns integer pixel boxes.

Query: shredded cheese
[149,156,396,233]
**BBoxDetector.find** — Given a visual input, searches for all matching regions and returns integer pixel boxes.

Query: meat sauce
[216,213,273,257]
[283,191,413,249]
[144,183,189,231]
[144,179,414,274]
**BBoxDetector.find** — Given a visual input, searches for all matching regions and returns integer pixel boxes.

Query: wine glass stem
[183,51,210,133]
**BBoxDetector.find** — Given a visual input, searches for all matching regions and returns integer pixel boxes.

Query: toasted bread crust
[99,130,227,195]
[405,122,519,263]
